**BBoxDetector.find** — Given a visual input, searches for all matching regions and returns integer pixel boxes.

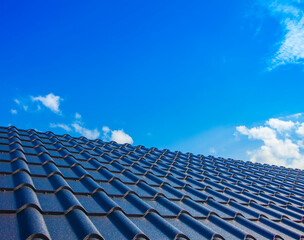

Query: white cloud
[248,138,301,167]
[102,126,110,133]
[266,118,295,133]
[265,1,304,69]
[111,129,133,144]
[14,99,20,105]
[102,126,133,144]
[287,112,302,119]
[237,116,304,169]
[50,123,72,132]
[10,109,17,114]
[32,93,62,113]
[236,125,276,140]
[296,122,304,136]
[75,112,81,119]
[72,123,100,140]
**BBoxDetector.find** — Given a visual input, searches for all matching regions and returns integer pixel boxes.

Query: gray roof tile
[0,126,304,239]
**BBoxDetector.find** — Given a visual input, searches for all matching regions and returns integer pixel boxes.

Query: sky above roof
[1,0,304,168]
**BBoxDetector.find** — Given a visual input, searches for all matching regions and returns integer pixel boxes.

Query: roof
[0,126,304,240]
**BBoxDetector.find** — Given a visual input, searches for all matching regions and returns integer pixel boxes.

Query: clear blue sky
[1,1,304,164]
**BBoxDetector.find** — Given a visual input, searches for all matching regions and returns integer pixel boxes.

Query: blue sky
[1,1,304,168]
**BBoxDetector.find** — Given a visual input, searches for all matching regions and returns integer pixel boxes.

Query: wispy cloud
[14,98,28,112]
[102,126,133,144]
[264,1,304,69]
[10,109,17,114]
[72,123,100,139]
[236,113,304,169]
[287,112,302,119]
[75,112,81,119]
[32,93,62,114]
[50,123,72,132]
[14,99,20,105]
[70,112,101,139]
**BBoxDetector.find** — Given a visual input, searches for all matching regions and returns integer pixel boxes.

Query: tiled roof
[0,126,304,239]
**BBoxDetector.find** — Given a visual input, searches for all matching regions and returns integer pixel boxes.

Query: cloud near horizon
[50,115,133,143]
[11,93,134,144]
[236,113,304,169]
[50,123,72,132]
[102,126,133,144]
[72,123,100,140]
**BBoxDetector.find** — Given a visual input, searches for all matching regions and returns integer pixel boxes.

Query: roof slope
[0,126,304,240]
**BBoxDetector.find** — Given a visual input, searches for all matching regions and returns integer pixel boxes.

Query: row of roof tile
[0,126,304,239]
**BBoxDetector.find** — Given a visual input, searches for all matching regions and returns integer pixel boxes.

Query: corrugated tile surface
[0,126,304,239]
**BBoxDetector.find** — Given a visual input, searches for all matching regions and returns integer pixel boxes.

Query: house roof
[0,126,304,239]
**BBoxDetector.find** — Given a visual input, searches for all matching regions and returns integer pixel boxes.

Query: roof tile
[0,126,304,239]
